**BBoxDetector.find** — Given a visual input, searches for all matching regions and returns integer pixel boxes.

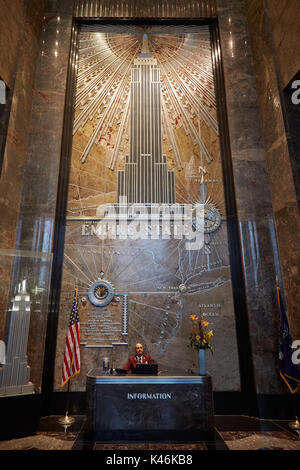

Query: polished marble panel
[265,0,300,89]
[86,374,214,441]
[4,1,75,391]
[0,0,46,342]
[0,1,24,88]
[216,0,281,393]
[245,0,300,341]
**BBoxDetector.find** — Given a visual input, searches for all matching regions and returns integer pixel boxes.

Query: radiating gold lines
[73,27,218,169]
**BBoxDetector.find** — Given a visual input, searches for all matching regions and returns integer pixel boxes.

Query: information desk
[86,369,214,441]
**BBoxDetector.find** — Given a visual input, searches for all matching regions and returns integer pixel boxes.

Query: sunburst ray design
[74,25,218,171]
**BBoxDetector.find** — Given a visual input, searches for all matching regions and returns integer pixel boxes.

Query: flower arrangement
[189,314,213,353]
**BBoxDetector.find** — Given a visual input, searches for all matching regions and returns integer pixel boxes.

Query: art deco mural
[54,24,241,391]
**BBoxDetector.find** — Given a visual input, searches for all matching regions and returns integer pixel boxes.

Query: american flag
[61,288,80,387]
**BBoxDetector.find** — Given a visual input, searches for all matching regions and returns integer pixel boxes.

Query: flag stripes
[61,288,80,387]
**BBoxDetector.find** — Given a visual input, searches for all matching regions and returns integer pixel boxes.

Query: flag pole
[58,288,80,426]
[58,379,75,426]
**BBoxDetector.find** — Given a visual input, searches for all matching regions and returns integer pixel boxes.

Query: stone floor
[0,415,300,451]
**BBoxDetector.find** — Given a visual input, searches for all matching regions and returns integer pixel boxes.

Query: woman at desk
[123,343,154,373]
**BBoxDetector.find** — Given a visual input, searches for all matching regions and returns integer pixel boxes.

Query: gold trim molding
[74,0,217,18]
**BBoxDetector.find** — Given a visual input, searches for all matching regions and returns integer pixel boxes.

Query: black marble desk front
[86,369,214,441]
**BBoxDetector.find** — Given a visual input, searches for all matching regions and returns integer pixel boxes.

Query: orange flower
[201,321,209,327]
[190,314,197,321]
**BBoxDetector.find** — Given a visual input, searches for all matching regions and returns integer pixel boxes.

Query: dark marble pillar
[0,0,46,358]
[6,0,75,392]
[245,0,300,341]
[216,0,282,394]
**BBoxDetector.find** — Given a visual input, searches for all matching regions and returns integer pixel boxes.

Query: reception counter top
[87,369,212,383]
[86,369,214,440]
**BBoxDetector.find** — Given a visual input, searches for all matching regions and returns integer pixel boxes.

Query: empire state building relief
[117,33,175,205]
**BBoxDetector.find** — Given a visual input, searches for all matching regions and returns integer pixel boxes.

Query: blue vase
[198,348,206,375]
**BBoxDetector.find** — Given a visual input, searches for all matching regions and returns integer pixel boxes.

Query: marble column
[216,0,282,394]
[0,0,46,377]
[245,0,300,341]
[6,0,75,392]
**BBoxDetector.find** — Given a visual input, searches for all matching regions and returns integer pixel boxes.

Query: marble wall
[215,0,282,394]
[0,0,46,340]
[0,0,75,391]
[0,0,293,398]
[265,0,300,89]
[0,1,25,88]
[245,0,300,341]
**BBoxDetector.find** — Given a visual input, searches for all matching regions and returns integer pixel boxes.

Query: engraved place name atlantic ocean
[127,392,172,400]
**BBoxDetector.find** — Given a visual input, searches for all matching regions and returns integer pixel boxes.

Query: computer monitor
[135,363,158,375]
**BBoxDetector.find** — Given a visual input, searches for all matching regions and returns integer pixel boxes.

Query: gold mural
[54,25,241,392]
